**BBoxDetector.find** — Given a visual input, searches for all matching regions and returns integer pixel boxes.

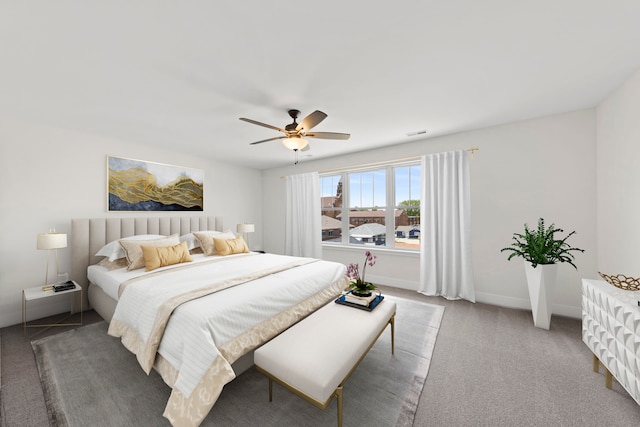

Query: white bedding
[88,252,242,301]
[101,252,348,426]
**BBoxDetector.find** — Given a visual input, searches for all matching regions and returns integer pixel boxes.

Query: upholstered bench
[254,298,396,427]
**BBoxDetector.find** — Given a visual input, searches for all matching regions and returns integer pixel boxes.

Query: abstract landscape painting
[108,156,203,211]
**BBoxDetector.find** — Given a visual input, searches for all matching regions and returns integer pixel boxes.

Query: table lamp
[236,223,255,250]
[37,229,67,285]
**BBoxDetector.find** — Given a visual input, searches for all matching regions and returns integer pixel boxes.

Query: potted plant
[501,218,584,329]
[346,251,378,297]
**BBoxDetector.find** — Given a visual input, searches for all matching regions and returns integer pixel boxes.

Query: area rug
[32,295,444,427]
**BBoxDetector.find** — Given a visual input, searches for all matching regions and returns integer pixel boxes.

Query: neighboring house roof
[323,236,362,244]
[321,215,343,230]
[349,223,386,238]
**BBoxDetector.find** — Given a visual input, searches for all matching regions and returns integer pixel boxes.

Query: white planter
[523,261,557,329]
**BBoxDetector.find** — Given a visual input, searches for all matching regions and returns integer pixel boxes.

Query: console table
[582,279,640,405]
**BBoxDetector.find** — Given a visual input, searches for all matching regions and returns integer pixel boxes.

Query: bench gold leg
[592,354,599,373]
[390,315,395,355]
[336,386,343,427]
[269,378,273,402]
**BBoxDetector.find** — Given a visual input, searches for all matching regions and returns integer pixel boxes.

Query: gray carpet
[31,296,443,427]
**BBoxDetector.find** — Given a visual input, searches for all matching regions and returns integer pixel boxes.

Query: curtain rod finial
[468,147,479,159]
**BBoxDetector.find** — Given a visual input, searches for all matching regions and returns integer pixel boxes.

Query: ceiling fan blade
[306,131,350,140]
[240,117,287,133]
[249,136,286,145]
[296,110,327,132]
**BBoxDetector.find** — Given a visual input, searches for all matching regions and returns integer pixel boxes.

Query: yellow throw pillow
[119,234,180,270]
[141,241,193,271]
[213,236,249,256]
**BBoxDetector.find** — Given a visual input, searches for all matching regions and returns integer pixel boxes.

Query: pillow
[193,230,236,256]
[97,257,128,271]
[120,234,180,270]
[95,234,165,261]
[179,233,200,250]
[141,241,192,271]
[213,236,249,256]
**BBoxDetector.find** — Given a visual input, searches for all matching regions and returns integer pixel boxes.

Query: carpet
[32,296,444,427]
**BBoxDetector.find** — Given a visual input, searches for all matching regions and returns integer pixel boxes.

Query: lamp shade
[237,223,255,234]
[37,232,67,250]
[282,136,308,151]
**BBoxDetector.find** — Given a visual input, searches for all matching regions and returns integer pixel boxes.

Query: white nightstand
[22,281,83,336]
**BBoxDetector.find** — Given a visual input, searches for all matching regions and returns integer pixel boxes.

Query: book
[335,294,384,311]
[344,292,377,306]
[53,281,76,292]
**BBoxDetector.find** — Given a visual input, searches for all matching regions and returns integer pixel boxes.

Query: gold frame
[106,155,204,212]
[23,285,83,338]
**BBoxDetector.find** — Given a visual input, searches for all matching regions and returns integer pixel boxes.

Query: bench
[254,298,396,427]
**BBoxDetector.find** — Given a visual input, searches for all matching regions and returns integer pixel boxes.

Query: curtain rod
[280,147,479,178]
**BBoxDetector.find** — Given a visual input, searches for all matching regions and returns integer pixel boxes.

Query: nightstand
[22,281,83,336]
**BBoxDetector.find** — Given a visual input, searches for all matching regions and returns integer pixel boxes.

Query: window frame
[320,159,421,252]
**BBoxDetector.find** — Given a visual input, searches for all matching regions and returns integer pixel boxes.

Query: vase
[351,290,372,297]
[523,261,557,330]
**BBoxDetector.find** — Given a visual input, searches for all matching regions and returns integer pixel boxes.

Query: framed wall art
[107,156,204,211]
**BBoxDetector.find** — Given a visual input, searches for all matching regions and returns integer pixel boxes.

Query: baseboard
[367,274,416,291]
[0,298,72,329]
[369,274,581,319]
[473,291,581,319]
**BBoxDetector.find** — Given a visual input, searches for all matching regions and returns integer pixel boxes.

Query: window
[394,165,421,249]
[320,160,421,250]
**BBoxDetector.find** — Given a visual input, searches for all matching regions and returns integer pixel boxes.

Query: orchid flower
[345,251,378,292]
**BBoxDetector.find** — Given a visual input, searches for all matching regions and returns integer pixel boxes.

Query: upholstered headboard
[70,216,223,310]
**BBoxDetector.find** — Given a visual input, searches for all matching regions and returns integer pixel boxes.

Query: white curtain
[285,172,322,258]
[419,150,475,302]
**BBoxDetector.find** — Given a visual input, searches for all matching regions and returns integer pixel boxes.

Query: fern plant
[501,218,584,269]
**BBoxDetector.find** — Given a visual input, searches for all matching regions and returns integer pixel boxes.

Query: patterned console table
[582,279,640,405]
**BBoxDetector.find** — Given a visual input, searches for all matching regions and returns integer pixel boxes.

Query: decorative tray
[598,272,640,291]
[335,294,384,311]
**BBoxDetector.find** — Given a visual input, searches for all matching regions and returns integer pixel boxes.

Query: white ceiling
[2,1,640,170]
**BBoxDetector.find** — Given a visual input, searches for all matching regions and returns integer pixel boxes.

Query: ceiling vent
[407,130,428,137]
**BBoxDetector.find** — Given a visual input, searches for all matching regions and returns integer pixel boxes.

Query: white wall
[262,109,598,318]
[0,118,263,328]
[596,69,640,276]
[0,106,601,328]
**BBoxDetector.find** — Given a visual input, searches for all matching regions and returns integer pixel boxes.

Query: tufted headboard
[70,216,223,310]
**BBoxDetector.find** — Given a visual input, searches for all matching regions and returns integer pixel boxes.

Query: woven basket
[598,272,640,291]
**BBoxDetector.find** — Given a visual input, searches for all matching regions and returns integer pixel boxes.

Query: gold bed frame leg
[336,386,343,427]
[592,354,599,373]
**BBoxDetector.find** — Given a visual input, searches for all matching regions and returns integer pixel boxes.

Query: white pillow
[95,234,165,261]
[193,230,236,256]
[179,233,201,250]
[120,234,180,270]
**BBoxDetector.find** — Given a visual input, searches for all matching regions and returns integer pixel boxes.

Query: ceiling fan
[240,109,350,163]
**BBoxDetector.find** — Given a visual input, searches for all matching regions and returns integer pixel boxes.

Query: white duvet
[105,252,348,426]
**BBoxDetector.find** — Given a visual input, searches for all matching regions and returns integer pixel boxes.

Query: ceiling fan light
[282,136,308,151]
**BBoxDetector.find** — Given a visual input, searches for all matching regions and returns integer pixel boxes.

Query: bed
[70,216,348,426]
